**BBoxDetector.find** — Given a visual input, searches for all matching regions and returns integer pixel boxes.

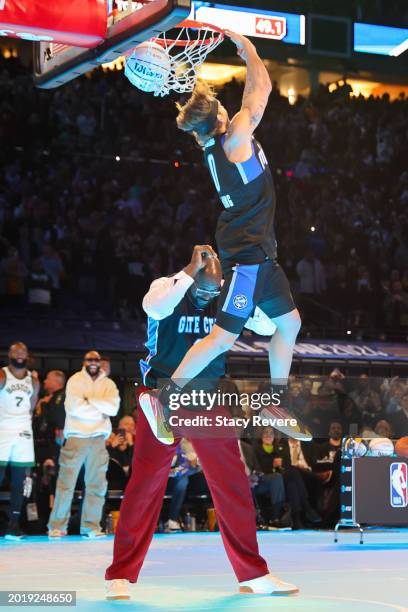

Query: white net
[126,21,224,97]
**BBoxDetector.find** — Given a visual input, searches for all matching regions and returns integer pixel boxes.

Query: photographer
[106,416,135,490]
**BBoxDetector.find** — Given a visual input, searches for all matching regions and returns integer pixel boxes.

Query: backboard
[33,0,191,89]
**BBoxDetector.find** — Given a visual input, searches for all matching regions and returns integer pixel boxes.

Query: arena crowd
[1,58,407,337]
[1,346,407,536]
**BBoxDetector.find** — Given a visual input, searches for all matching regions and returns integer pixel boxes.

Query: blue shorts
[216,260,296,334]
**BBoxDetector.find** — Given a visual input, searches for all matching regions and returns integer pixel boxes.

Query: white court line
[3,568,408,581]
[309,595,407,612]
[72,596,406,612]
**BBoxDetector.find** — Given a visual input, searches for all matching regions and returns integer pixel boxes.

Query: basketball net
[127,20,224,97]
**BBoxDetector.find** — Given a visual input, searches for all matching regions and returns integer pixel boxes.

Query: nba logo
[390,462,408,508]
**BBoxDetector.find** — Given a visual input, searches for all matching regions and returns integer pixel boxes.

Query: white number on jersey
[258,146,268,170]
[207,154,221,192]
[221,195,234,208]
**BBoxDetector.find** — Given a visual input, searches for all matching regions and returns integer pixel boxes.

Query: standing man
[143,31,308,441]
[105,246,298,599]
[48,351,120,539]
[34,370,66,464]
[0,342,39,539]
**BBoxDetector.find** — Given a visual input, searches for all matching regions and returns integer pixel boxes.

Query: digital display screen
[193,2,305,45]
[354,22,408,56]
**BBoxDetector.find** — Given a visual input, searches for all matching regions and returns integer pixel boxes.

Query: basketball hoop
[125,19,225,97]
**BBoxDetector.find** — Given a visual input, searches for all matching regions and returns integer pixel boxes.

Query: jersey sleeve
[142,271,194,320]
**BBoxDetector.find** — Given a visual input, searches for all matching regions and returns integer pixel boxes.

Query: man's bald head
[189,255,222,309]
[196,256,222,292]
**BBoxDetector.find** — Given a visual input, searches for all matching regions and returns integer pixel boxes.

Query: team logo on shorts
[233,294,248,309]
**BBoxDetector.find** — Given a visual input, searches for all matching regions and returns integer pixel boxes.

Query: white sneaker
[105,579,130,600]
[48,529,67,539]
[81,530,107,539]
[164,519,181,532]
[239,572,299,595]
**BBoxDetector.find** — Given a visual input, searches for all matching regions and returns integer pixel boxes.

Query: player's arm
[142,245,216,320]
[223,31,271,163]
[0,369,5,390]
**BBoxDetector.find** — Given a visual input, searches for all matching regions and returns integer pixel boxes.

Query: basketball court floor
[1,530,407,611]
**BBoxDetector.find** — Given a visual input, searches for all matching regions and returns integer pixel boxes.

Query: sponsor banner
[1,324,407,362]
[193,2,305,45]
[0,0,106,46]
[354,22,408,56]
[231,337,408,362]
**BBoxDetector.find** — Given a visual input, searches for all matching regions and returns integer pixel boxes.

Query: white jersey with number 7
[0,367,33,431]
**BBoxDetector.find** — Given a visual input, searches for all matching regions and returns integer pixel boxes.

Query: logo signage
[233,295,248,310]
[255,16,286,40]
[390,463,407,508]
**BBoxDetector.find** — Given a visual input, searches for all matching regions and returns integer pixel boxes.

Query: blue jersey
[140,295,225,391]
[203,134,277,269]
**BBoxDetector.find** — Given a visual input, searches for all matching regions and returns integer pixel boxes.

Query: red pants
[105,397,269,583]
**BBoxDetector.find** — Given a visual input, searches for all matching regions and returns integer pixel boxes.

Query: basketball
[395,436,408,458]
[343,437,368,458]
[124,41,171,93]
[368,437,395,456]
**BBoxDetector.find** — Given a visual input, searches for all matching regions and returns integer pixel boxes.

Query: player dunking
[141,31,310,442]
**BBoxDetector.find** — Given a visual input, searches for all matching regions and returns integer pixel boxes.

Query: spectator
[27,259,52,309]
[33,369,66,465]
[390,393,408,437]
[374,419,393,439]
[47,350,120,538]
[0,246,27,306]
[241,427,291,530]
[296,251,326,296]
[164,439,201,532]
[106,416,135,489]
[279,437,323,529]
[349,374,383,425]
[40,244,64,300]
[383,281,408,328]
[100,357,112,377]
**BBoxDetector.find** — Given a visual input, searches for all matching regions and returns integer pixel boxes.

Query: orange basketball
[395,436,408,458]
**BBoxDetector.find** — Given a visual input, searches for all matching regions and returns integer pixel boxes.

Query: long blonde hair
[176,80,218,145]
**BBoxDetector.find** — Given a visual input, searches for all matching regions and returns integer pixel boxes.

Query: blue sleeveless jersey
[203,134,277,269]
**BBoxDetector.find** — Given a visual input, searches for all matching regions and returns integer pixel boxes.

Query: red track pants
[105,392,269,583]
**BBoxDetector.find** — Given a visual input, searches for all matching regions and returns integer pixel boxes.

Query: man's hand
[273,457,283,469]
[184,245,217,279]
[225,30,255,62]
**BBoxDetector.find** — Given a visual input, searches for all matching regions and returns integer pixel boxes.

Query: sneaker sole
[4,535,24,541]
[267,526,292,531]
[239,586,299,595]
[259,409,312,442]
[139,393,174,445]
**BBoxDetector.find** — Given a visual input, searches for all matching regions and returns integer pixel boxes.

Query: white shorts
[0,429,35,467]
